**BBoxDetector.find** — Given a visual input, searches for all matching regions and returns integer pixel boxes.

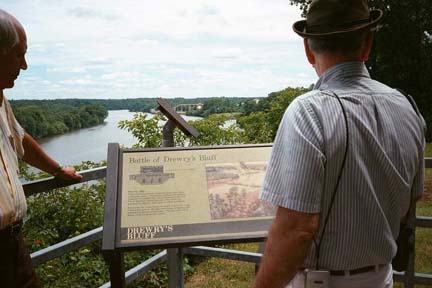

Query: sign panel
[117,145,275,248]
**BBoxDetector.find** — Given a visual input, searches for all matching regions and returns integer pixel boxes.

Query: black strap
[314,91,350,270]
[396,89,420,118]
[395,88,420,220]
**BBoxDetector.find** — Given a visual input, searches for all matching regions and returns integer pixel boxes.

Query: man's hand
[22,133,82,181]
[253,207,319,288]
[54,166,82,181]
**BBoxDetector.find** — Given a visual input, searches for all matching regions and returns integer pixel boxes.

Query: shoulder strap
[395,88,419,221]
[396,88,420,118]
[314,91,349,269]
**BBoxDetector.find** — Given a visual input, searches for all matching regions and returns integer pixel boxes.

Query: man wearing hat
[253,0,426,287]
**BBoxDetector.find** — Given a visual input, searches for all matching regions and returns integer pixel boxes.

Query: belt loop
[344,270,350,277]
[374,264,379,272]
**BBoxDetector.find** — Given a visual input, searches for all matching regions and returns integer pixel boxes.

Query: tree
[118,113,245,148]
[290,0,432,141]
[118,113,164,148]
[237,87,310,142]
[12,102,108,139]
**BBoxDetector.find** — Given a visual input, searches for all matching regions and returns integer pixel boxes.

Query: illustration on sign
[206,162,275,220]
[129,166,175,185]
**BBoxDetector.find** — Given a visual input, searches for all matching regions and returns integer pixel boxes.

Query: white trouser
[286,264,393,288]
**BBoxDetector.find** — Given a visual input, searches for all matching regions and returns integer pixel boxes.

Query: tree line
[10,101,108,139]
[9,97,258,139]
[11,97,253,114]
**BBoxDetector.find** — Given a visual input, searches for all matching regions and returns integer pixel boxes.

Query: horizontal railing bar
[393,271,405,283]
[21,157,430,197]
[99,250,167,288]
[183,246,262,264]
[393,271,432,285]
[413,272,432,285]
[23,166,107,196]
[31,226,103,266]
[415,216,432,228]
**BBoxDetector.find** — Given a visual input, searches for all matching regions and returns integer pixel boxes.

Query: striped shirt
[0,91,26,230]
[260,61,426,270]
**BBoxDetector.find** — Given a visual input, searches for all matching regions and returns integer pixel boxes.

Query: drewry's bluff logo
[127,225,174,240]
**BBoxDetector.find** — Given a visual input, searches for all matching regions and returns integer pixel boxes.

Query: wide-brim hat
[293,0,383,39]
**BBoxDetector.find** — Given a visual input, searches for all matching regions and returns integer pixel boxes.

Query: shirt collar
[314,61,371,90]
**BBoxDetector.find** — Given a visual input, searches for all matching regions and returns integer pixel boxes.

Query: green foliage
[266,87,310,137]
[238,87,310,143]
[240,99,264,116]
[19,161,42,181]
[22,161,181,287]
[10,97,258,116]
[23,161,106,287]
[118,113,165,148]
[118,113,246,148]
[289,0,432,141]
[117,87,308,147]
[237,112,273,143]
[188,97,244,117]
[11,102,108,139]
[426,143,432,157]
[187,114,245,146]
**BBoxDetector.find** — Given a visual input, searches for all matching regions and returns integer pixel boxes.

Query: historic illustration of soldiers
[206,161,276,219]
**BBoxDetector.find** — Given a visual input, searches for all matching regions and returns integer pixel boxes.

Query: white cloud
[66,6,121,21]
[1,0,315,100]
[47,66,87,73]
[212,48,243,60]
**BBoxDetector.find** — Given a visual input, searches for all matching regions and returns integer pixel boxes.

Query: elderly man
[0,9,82,287]
[253,0,426,287]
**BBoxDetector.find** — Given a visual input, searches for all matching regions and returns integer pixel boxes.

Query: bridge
[174,103,203,114]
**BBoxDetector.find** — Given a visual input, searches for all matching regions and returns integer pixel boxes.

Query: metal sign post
[158,98,199,288]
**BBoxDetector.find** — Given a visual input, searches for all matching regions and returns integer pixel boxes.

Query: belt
[329,264,387,276]
[0,221,23,237]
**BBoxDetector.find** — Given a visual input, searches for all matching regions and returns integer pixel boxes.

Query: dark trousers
[0,228,41,288]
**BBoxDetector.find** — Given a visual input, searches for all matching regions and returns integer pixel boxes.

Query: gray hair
[308,30,371,55]
[0,9,19,55]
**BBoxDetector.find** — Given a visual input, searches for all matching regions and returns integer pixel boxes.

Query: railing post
[105,251,126,288]
[162,119,175,147]
[163,119,185,288]
[404,203,417,288]
[255,241,265,274]
[167,248,184,288]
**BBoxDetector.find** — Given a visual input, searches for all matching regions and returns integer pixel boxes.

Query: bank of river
[36,110,200,171]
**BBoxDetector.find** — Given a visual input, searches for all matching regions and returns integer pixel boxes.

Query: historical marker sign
[103,144,275,251]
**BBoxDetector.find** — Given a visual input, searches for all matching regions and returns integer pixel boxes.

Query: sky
[1,0,317,100]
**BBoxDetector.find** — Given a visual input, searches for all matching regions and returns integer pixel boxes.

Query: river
[35,110,200,171]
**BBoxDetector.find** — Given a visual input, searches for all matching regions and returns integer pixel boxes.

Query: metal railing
[23,158,432,287]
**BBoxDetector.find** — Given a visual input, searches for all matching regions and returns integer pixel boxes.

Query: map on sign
[118,146,275,247]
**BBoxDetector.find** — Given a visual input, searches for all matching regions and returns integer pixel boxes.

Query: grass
[415,142,432,280]
[184,143,432,287]
[185,243,258,288]
[426,142,432,157]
